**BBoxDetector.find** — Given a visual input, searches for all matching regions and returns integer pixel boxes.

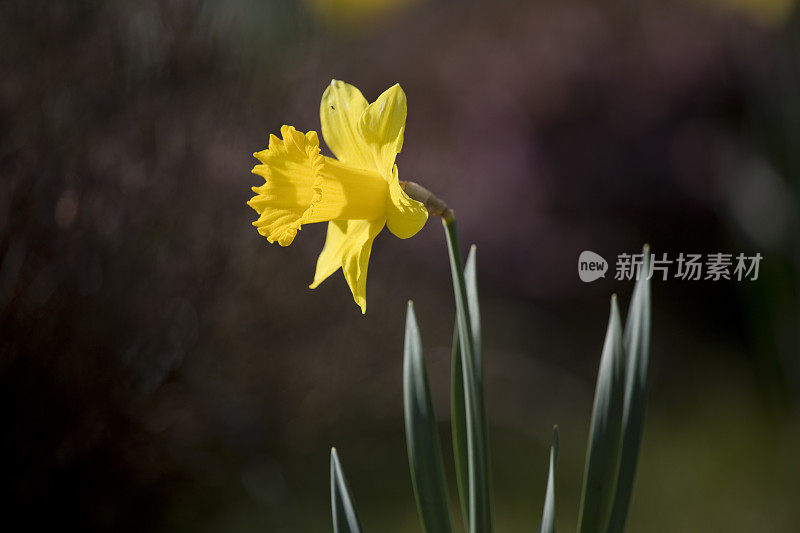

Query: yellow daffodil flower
[248,80,429,313]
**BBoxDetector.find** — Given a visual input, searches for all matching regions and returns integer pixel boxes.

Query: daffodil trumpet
[248,80,454,313]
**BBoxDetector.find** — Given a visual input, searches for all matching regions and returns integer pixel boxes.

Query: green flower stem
[443,216,492,533]
[451,322,470,527]
[399,180,491,531]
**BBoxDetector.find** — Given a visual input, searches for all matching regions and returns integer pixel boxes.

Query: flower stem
[400,181,455,223]
[442,215,493,533]
[400,177,493,530]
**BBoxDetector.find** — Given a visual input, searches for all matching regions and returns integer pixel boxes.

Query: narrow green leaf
[331,448,364,533]
[452,245,487,529]
[443,219,492,533]
[577,297,626,533]
[607,247,652,533]
[451,323,469,528]
[538,426,559,533]
[404,302,453,533]
[465,245,493,529]
[464,245,482,373]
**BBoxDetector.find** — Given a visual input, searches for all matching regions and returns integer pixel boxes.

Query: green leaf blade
[577,297,626,533]
[538,426,560,533]
[331,448,364,533]
[404,302,453,533]
[607,247,652,533]
[464,245,482,373]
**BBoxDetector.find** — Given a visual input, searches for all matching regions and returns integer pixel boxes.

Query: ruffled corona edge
[247,125,325,247]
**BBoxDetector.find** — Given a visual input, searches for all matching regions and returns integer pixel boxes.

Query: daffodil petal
[320,80,375,169]
[309,218,385,313]
[386,165,428,239]
[358,83,407,175]
[310,220,351,288]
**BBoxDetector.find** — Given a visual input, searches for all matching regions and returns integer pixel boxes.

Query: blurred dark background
[2,0,800,530]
